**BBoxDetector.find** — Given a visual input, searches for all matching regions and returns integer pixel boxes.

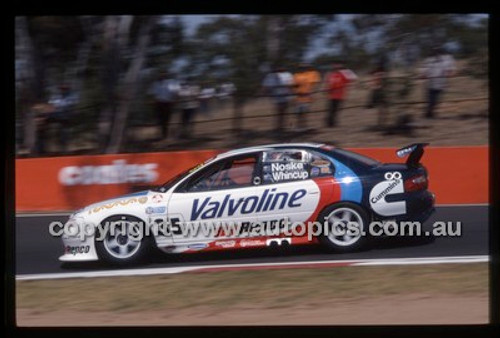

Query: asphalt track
[15,206,488,276]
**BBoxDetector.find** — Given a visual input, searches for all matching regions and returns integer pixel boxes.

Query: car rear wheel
[95,214,154,266]
[318,203,370,252]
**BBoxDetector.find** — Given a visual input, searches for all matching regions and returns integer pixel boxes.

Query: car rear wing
[396,143,429,167]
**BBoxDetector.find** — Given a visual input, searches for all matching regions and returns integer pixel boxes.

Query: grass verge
[17,263,488,314]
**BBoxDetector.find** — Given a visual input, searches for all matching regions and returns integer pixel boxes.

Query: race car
[59,142,435,265]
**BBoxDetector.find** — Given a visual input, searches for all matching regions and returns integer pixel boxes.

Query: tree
[105,16,157,153]
[323,14,488,72]
[15,16,38,152]
[184,15,332,131]
[16,16,87,153]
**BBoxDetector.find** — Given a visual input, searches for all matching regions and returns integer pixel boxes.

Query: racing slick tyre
[95,214,155,266]
[318,202,370,253]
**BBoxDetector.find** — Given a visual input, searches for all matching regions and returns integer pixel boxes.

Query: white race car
[59,143,434,265]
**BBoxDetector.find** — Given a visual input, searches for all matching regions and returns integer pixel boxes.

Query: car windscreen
[151,157,217,193]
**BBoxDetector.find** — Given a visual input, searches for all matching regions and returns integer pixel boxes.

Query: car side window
[180,161,224,192]
[262,149,310,184]
[182,154,258,192]
[261,149,335,184]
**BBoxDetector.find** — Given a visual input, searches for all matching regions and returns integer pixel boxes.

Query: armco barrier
[15,146,488,211]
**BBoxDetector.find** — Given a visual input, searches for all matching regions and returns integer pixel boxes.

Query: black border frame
[6,3,500,337]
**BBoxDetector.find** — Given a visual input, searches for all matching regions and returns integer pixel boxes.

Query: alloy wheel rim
[326,207,363,247]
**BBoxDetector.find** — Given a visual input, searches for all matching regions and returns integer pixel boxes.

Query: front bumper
[58,217,99,262]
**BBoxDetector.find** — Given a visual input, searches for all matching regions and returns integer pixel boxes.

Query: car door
[254,149,321,233]
[167,153,261,244]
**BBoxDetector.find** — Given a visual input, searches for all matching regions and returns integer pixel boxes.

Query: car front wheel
[95,214,154,266]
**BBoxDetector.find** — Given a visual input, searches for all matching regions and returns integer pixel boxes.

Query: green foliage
[15,15,488,154]
[181,15,332,99]
[18,14,488,104]
[27,16,85,67]
[324,14,488,71]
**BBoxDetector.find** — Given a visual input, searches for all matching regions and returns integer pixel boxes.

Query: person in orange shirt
[293,63,321,131]
[326,61,357,127]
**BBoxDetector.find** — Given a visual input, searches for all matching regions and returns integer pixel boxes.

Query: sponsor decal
[188,243,208,250]
[239,239,266,247]
[266,162,309,181]
[190,188,307,221]
[146,206,167,214]
[88,196,148,214]
[311,159,330,167]
[369,171,406,216]
[65,245,90,255]
[271,162,304,171]
[213,219,287,237]
[311,167,320,177]
[266,238,292,246]
[214,240,236,248]
[58,160,158,186]
[320,167,332,174]
[396,145,418,158]
[152,194,163,203]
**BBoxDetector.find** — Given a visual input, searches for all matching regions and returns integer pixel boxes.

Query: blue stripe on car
[326,156,363,203]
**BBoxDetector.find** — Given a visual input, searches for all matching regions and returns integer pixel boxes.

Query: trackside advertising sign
[16,150,219,211]
[58,160,159,186]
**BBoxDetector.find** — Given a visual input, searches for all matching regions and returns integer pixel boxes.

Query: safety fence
[25,95,485,131]
[19,72,488,129]
[168,96,488,126]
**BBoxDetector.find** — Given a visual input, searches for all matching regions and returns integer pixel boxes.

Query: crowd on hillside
[22,46,456,156]
[149,75,236,140]
[261,46,456,133]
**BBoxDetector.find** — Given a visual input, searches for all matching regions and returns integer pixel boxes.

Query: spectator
[199,81,216,115]
[48,84,78,153]
[325,61,357,127]
[149,71,180,140]
[178,79,201,139]
[262,65,295,131]
[365,66,389,128]
[32,103,54,155]
[293,63,321,131]
[420,46,456,118]
[216,81,236,108]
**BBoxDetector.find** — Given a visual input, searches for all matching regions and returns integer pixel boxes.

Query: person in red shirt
[326,61,357,127]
